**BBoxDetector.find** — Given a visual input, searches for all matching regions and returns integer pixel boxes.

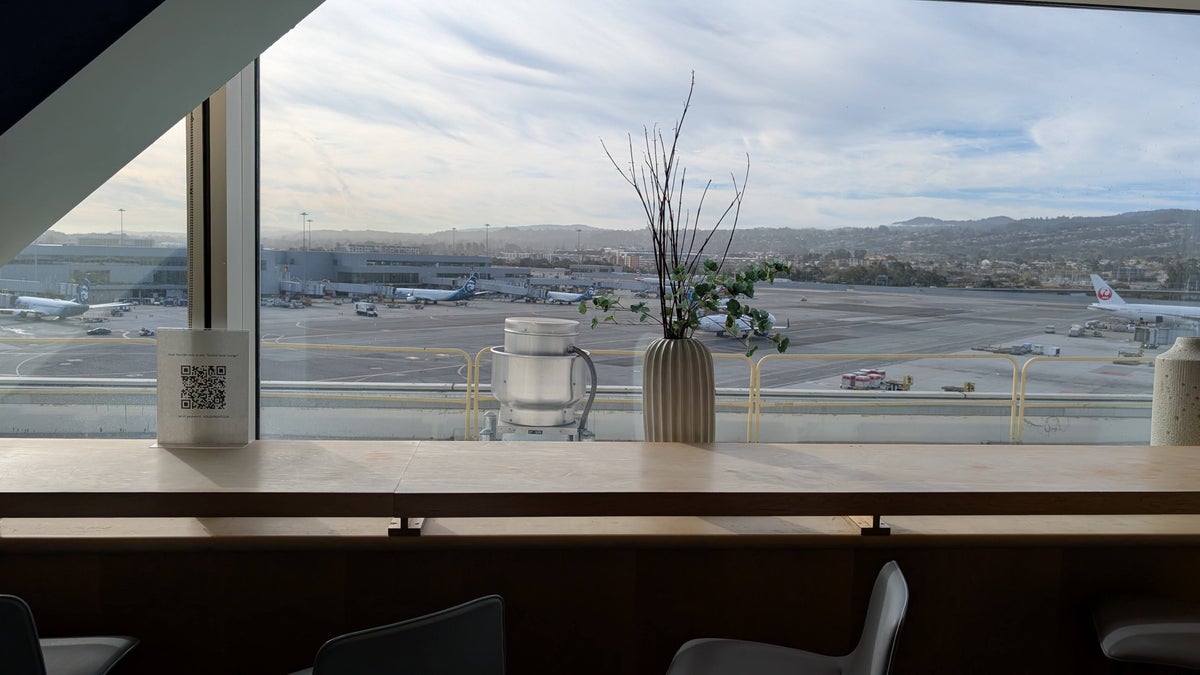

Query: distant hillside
[726,209,1200,261]
[57,209,1200,263]
[893,216,1016,228]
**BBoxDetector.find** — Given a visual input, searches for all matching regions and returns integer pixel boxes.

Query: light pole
[300,211,309,251]
[576,227,582,263]
[118,208,125,246]
[452,227,456,252]
[307,218,314,250]
[485,223,490,259]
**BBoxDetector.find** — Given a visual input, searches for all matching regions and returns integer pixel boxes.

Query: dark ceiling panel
[1,0,166,135]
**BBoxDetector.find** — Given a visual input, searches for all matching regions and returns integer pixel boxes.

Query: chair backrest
[311,595,505,675]
[0,594,47,675]
[844,561,909,675]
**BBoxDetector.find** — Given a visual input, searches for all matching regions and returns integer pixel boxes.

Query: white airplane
[1089,274,1200,326]
[0,277,127,320]
[698,308,781,338]
[393,272,479,305]
[546,283,596,304]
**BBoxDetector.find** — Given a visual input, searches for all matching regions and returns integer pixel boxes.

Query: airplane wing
[0,308,46,318]
[85,301,129,310]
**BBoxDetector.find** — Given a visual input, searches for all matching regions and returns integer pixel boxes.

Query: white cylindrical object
[503,317,578,355]
[491,348,585,426]
[1150,336,1200,445]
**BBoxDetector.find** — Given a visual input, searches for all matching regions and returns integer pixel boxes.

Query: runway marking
[15,353,67,376]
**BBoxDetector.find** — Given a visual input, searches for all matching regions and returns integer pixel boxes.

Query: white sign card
[156,328,251,447]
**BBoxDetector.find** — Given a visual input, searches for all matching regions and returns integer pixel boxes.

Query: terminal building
[0,241,539,302]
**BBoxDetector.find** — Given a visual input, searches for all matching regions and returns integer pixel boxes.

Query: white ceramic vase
[642,337,715,443]
[1150,336,1200,445]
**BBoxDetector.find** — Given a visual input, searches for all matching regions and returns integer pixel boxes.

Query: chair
[0,594,138,675]
[291,595,505,675]
[664,561,908,675]
[1093,594,1200,671]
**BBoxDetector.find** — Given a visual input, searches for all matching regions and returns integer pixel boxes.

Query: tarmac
[0,283,1166,398]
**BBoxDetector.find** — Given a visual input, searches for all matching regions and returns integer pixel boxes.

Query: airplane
[546,283,596,305]
[1089,274,1200,326]
[698,303,782,339]
[393,272,479,305]
[0,277,128,320]
[698,312,781,338]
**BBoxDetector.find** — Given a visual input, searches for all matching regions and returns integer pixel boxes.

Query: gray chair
[1093,594,1200,670]
[665,561,908,675]
[291,595,505,675]
[0,594,138,675]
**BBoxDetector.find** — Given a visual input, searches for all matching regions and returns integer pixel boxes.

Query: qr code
[180,364,227,410]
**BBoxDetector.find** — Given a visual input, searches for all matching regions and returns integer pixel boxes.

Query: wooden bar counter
[4,439,1200,675]
[1,439,1198,519]
[0,439,418,517]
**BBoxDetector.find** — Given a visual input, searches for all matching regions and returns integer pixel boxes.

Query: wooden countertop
[1,440,1198,519]
[0,439,417,517]
[396,442,1200,517]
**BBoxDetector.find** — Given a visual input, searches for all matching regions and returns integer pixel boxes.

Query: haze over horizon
[47,0,1200,238]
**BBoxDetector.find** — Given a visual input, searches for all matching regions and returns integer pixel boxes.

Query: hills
[258,209,1200,262]
[48,209,1200,263]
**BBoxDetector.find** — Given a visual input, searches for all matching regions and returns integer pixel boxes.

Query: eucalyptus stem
[590,73,793,357]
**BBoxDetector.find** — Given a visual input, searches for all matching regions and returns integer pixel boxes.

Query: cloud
[52,0,1200,236]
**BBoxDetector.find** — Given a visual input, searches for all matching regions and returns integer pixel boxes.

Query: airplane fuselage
[545,285,595,304]
[1088,274,1200,327]
[393,273,478,305]
[1089,302,1191,326]
[698,312,776,338]
[11,297,89,319]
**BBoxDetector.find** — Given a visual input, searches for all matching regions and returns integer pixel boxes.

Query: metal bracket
[846,515,891,536]
[388,517,425,537]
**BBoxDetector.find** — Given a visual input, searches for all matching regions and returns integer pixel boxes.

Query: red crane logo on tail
[1098,287,1113,301]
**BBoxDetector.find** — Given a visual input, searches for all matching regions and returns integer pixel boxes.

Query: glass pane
[0,121,186,438]
[259,0,1199,443]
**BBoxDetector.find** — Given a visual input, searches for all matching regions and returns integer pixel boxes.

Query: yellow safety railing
[753,353,1022,442]
[0,337,1160,444]
[1016,355,1155,443]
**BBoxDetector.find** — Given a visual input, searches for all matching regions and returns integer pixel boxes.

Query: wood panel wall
[3,534,1198,674]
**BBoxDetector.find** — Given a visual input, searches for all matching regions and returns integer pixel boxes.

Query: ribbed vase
[642,337,715,443]
[1151,336,1200,445]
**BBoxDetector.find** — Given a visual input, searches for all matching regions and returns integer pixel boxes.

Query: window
[250,0,1199,443]
[0,121,186,437]
[4,1,1197,443]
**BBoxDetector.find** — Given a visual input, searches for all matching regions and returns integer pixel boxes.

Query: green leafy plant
[580,74,793,357]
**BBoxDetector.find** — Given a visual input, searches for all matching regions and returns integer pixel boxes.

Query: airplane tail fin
[76,276,91,305]
[1090,274,1125,305]
[462,272,479,297]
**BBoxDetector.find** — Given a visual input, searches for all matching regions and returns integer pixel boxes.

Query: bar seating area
[3,440,1200,673]
[6,2,1200,673]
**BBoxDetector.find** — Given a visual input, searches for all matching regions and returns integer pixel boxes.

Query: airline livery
[1089,274,1200,326]
[393,272,480,305]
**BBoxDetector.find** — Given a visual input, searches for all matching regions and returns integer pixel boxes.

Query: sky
[50,0,1200,237]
